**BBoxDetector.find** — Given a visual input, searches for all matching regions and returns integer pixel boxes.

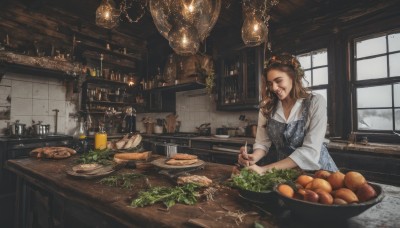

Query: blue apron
[266,95,338,172]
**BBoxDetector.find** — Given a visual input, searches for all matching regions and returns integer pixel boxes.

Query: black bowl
[238,188,277,205]
[274,183,384,221]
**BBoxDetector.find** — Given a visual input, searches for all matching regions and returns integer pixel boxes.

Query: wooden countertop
[6,157,400,227]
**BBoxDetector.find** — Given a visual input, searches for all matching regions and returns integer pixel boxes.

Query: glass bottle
[94,124,107,150]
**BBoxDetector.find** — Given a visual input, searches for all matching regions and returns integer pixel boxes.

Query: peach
[314,170,331,179]
[328,171,345,190]
[335,188,359,203]
[357,183,377,202]
[344,171,366,191]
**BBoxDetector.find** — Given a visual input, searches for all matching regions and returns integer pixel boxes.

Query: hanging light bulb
[96,0,119,29]
[149,0,221,56]
[241,11,268,47]
[168,22,200,56]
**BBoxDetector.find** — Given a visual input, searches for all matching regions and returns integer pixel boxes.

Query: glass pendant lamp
[241,11,268,47]
[96,0,119,29]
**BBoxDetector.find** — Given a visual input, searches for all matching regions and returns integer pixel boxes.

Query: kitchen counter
[6,157,400,227]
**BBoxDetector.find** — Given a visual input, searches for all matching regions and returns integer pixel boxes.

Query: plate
[66,163,124,179]
[274,182,384,221]
[151,158,205,169]
[214,135,230,138]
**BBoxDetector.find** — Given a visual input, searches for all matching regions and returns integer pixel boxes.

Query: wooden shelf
[84,77,130,86]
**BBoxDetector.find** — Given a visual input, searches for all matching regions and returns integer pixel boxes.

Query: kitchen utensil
[8,120,26,136]
[274,182,384,221]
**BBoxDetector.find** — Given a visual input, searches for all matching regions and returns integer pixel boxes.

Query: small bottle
[94,124,107,150]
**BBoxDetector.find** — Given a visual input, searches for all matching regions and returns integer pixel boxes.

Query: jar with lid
[94,124,107,150]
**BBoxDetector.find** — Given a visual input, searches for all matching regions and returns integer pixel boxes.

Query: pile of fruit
[277,170,378,205]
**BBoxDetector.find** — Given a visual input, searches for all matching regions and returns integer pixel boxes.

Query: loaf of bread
[114,151,150,160]
[177,175,212,187]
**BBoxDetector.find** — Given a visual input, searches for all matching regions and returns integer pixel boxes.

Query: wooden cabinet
[144,90,176,113]
[217,47,264,111]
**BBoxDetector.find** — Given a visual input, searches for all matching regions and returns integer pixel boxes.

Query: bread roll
[114,151,150,160]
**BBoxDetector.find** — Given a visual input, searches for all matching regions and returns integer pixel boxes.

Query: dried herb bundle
[99,173,145,189]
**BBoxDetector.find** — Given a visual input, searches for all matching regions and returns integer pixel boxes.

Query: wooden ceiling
[1,0,399,63]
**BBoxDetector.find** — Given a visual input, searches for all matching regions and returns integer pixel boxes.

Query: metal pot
[32,121,50,136]
[8,120,26,136]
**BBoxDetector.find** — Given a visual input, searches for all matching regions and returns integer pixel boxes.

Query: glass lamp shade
[168,23,200,56]
[149,0,221,55]
[241,13,268,47]
[96,0,119,29]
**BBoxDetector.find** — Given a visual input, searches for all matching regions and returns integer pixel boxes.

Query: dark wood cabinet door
[217,46,263,111]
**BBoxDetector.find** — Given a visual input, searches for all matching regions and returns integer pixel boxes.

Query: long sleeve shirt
[253,94,328,170]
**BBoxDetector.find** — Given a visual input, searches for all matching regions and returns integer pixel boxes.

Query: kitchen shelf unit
[217,46,264,111]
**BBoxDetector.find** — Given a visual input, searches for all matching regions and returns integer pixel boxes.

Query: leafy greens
[230,168,300,192]
[131,183,200,208]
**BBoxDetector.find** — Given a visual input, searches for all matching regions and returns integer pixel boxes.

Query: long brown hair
[259,53,309,122]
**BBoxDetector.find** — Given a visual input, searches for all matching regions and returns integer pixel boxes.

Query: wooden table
[6,157,400,228]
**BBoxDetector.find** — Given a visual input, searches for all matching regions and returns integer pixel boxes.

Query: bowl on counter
[274,182,384,221]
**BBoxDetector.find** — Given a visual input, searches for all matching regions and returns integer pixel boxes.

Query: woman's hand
[246,164,267,175]
[238,146,257,167]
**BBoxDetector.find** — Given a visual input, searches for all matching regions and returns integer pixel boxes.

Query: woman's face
[266,69,293,101]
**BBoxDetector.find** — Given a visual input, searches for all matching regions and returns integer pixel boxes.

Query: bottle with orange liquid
[94,124,107,150]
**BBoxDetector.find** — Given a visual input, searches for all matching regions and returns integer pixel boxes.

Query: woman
[238,53,338,174]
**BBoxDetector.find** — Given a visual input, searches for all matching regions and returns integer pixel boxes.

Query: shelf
[84,77,130,86]
[87,100,133,105]
[144,81,205,93]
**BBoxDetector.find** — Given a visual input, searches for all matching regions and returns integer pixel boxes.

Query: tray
[151,158,205,170]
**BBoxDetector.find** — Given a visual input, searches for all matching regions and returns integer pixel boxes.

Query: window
[297,49,329,105]
[353,32,400,131]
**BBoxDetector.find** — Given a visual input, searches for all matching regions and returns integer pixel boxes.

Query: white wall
[0,72,79,136]
[136,89,259,134]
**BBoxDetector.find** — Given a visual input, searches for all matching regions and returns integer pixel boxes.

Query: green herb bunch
[231,168,300,192]
[205,68,215,95]
[131,183,200,208]
[99,173,145,189]
[77,149,113,165]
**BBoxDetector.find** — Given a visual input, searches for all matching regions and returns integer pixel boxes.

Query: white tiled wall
[136,89,259,134]
[0,72,79,135]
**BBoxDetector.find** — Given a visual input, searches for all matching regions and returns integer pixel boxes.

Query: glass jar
[94,125,107,150]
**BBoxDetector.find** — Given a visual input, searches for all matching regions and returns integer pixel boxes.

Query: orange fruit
[278,184,294,198]
[344,171,366,191]
[327,171,345,190]
[314,170,331,179]
[309,178,332,193]
[335,188,359,203]
[296,175,314,188]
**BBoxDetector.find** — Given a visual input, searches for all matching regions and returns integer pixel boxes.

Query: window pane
[356,36,386,58]
[312,51,327,67]
[356,56,387,80]
[303,70,311,87]
[298,55,311,69]
[312,89,327,107]
[312,67,328,86]
[357,109,392,130]
[388,33,400,52]
[396,109,400,130]
[389,53,400,77]
[395,83,400,107]
[357,85,392,108]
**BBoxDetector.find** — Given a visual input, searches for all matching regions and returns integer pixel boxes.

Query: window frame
[350,29,400,142]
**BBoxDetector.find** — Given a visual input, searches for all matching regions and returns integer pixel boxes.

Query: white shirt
[253,94,327,170]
